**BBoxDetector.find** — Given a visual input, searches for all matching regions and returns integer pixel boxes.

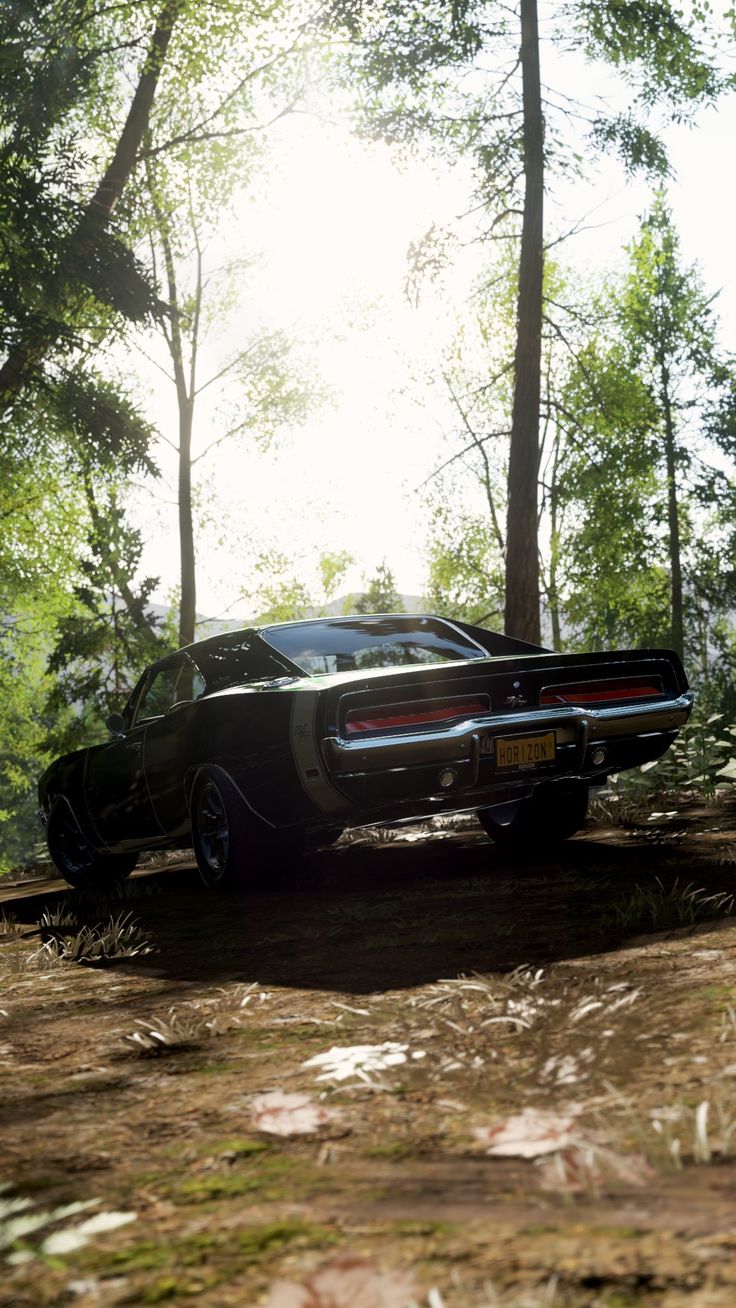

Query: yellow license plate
[495,731,556,770]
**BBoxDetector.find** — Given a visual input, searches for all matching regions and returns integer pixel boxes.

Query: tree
[554,196,736,664]
[618,195,736,662]
[126,3,327,646]
[45,486,172,754]
[325,0,724,640]
[353,563,405,614]
[246,549,354,624]
[0,0,182,413]
[425,501,504,626]
[140,159,325,645]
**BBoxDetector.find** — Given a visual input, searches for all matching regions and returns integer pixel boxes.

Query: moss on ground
[175,1155,332,1204]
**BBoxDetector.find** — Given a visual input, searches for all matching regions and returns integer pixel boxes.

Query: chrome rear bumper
[323,693,694,776]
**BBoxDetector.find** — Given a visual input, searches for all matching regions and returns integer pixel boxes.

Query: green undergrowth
[175,1155,332,1204]
[75,1220,341,1295]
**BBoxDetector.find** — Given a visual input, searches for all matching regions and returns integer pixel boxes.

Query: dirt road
[2,810,736,1306]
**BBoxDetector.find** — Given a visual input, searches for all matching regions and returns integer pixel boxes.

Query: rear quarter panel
[181,686,335,830]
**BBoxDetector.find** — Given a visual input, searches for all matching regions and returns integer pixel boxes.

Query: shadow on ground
[4,819,734,992]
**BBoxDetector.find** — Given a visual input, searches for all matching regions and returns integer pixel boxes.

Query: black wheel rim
[53,810,97,877]
[196,781,229,879]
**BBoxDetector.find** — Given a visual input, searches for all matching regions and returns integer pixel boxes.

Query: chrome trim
[323,693,693,774]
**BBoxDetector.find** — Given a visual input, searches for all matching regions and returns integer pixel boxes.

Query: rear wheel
[478,784,589,853]
[47,803,138,889]
[191,767,298,892]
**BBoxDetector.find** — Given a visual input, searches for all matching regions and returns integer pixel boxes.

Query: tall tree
[555,196,736,663]
[140,155,324,646]
[326,0,724,640]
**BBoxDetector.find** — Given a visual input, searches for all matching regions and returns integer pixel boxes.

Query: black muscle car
[38,614,693,890]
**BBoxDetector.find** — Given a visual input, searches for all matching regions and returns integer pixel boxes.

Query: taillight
[345,694,490,735]
[539,676,664,706]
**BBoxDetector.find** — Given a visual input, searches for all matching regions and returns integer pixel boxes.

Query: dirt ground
[2,808,736,1307]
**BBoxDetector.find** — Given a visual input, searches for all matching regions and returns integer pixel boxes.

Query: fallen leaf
[262,1254,417,1308]
[250,1091,335,1136]
[474,1106,584,1157]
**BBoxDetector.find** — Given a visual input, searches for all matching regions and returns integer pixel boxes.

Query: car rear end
[317,649,692,825]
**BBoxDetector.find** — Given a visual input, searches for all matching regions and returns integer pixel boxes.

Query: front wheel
[478,784,589,854]
[46,803,138,890]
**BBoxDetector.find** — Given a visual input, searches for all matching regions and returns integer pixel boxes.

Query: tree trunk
[504,0,543,644]
[153,199,198,648]
[178,397,196,646]
[0,0,181,411]
[662,369,684,663]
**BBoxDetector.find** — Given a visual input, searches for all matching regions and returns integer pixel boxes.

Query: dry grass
[121,982,269,1054]
[40,911,155,966]
[603,878,735,935]
[0,911,21,940]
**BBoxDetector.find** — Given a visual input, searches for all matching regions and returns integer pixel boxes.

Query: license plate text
[495,732,556,769]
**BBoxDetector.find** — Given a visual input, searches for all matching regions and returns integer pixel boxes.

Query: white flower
[474,1106,583,1157]
[302,1043,413,1083]
[250,1091,335,1136]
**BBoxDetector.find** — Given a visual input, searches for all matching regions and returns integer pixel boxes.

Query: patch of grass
[39,906,79,931]
[387,1219,453,1238]
[40,911,155,966]
[0,911,21,939]
[89,1221,339,1282]
[210,1137,272,1157]
[175,1156,327,1204]
[0,941,65,976]
[602,877,734,935]
[139,1278,193,1303]
[363,1141,418,1160]
[235,1222,338,1260]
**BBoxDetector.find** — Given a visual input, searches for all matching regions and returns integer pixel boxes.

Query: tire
[47,803,138,890]
[190,767,295,892]
[478,783,589,853]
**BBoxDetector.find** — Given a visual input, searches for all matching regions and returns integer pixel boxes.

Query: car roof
[146,613,449,674]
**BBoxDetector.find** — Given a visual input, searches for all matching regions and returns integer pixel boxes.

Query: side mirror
[106,712,127,737]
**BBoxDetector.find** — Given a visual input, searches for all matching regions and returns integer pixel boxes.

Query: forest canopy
[1,0,736,870]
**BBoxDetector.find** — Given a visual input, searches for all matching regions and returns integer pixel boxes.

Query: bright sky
[134,14,736,625]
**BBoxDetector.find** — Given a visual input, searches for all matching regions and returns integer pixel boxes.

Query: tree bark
[178,397,196,646]
[0,0,181,410]
[504,0,543,644]
[153,195,198,648]
[661,367,684,662]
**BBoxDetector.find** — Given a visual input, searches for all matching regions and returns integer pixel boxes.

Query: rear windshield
[261,616,486,676]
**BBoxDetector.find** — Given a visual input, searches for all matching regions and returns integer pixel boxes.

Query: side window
[134,666,181,723]
[172,660,206,705]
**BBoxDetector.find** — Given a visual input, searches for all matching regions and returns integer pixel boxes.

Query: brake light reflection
[539,677,664,706]
[345,696,490,735]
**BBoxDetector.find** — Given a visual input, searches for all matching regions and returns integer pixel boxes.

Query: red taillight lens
[539,677,664,706]
[345,695,490,735]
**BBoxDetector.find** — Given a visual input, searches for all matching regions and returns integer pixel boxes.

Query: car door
[86,663,183,850]
[143,655,206,837]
